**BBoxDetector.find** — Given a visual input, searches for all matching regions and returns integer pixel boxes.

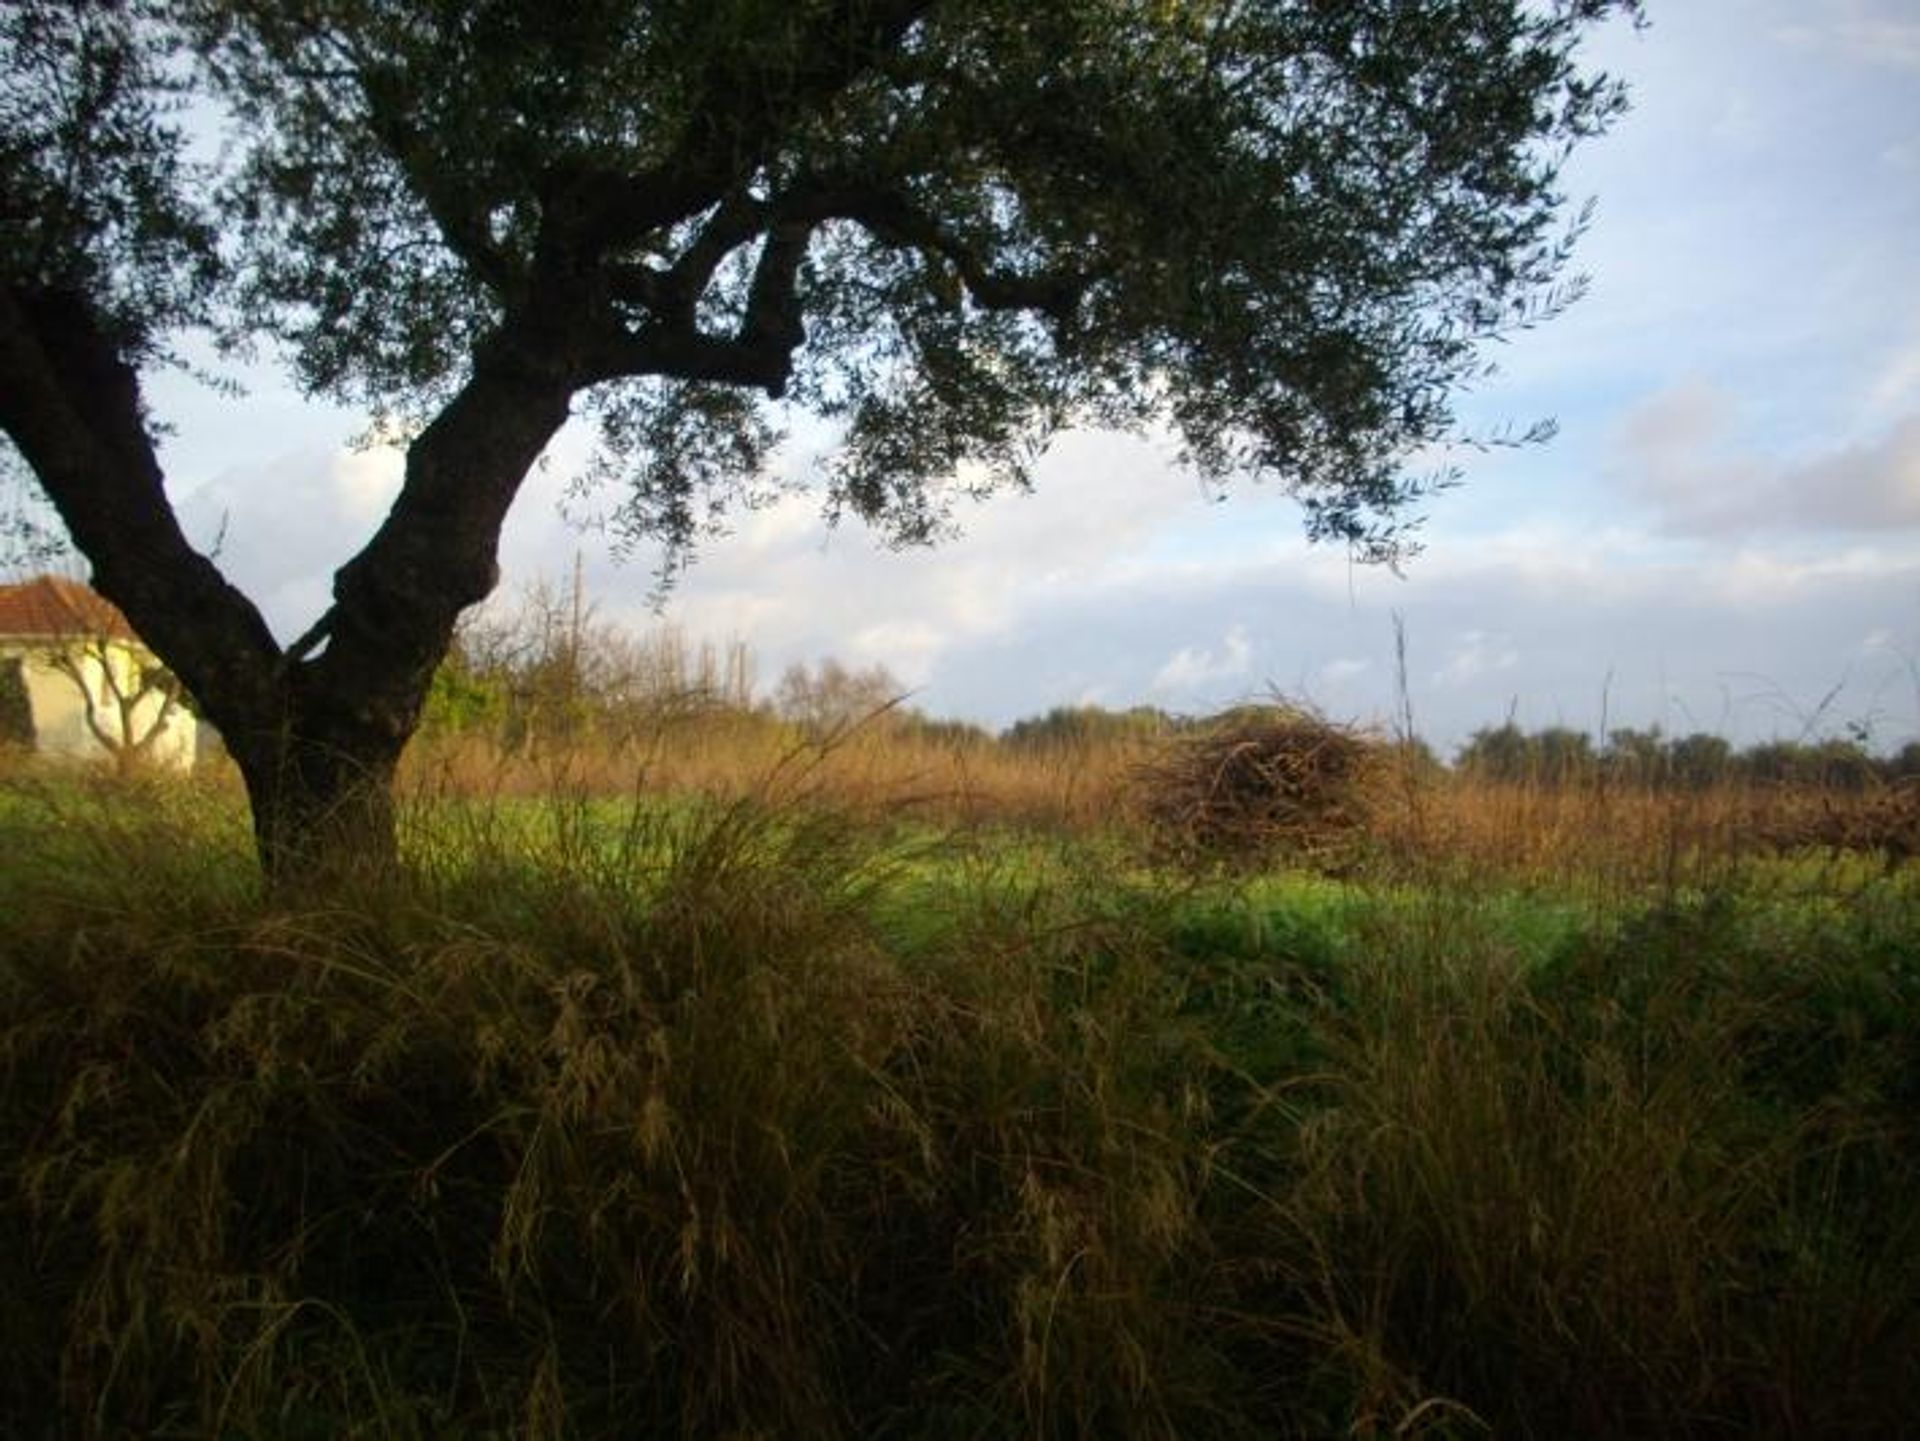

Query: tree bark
[0,284,573,893]
[226,703,404,889]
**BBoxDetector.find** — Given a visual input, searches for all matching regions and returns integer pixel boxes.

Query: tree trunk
[225,699,406,893]
[238,746,400,889]
[1,284,576,894]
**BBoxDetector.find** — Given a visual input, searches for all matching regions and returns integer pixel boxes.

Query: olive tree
[1,0,1639,884]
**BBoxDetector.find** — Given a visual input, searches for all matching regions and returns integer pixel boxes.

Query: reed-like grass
[2,756,1915,1436]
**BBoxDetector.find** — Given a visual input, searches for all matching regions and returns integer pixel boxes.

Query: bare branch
[582,317,798,395]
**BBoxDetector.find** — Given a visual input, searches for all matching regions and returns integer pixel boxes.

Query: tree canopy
[0,0,1642,881]
[193,0,1635,560]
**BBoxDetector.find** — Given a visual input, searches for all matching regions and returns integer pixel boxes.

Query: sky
[131,0,1920,756]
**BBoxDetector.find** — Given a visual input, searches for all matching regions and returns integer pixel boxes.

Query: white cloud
[1434,631,1520,689]
[151,411,1920,755]
[1701,544,1919,606]
[1882,136,1920,171]
[173,446,407,641]
[1152,623,1254,693]
[330,446,404,525]
[1868,331,1920,418]
[846,619,946,685]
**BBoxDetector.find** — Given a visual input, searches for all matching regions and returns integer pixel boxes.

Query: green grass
[2,772,1916,1437]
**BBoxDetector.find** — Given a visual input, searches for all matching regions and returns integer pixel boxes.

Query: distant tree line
[1454,723,1920,790]
[416,591,1918,785]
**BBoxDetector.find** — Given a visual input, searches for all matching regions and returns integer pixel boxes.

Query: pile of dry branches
[1135,702,1383,871]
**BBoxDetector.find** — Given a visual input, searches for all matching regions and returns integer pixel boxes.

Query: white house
[0,575,197,772]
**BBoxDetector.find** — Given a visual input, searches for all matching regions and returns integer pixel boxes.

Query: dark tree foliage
[1454,720,1531,781]
[1667,730,1732,789]
[1,0,1641,882]
[1002,704,1175,751]
[1459,722,1914,792]
[1890,741,1920,782]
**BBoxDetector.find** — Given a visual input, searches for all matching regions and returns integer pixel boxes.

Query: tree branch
[582,317,798,395]
[584,215,816,396]
[358,67,522,299]
[740,220,812,366]
[557,0,936,260]
[794,180,1096,322]
[586,165,1101,395]
[0,285,285,738]
[607,190,772,323]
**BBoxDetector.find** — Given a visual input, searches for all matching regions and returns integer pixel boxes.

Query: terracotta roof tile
[0,575,137,642]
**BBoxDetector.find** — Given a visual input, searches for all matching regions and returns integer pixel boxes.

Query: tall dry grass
[2,732,1915,1436]
[1255,893,1920,1437]
[0,779,1257,1437]
[398,712,1915,895]
[401,714,1148,836]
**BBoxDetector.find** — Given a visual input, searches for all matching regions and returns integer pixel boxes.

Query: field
[2,726,1917,1438]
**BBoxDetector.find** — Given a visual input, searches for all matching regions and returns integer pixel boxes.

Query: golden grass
[400,714,1149,835]
[395,714,1915,896]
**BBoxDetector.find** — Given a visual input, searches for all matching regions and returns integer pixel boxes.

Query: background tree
[1003,704,1175,753]
[1,0,1640,884]
[1666,731,1731,790]
[1532,724,1595,784]
[1889,741,1920,783]
[774,657,907,737]
[1602,724,1666,785]
[39,635,188,777]
[441,577,757,754]
[1456,722,1532,783]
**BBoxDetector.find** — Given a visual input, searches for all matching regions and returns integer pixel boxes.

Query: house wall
[0,641,197,770]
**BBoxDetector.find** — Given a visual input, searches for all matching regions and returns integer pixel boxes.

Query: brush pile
[1136,702,1382,870]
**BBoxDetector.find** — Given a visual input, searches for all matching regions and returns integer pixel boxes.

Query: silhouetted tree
[1533,725,1595,784]
[1003,704,1173,752]
[1603,725,1667,785]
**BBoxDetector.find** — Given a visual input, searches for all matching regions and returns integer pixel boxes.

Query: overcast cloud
[1615,385,1920,536]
